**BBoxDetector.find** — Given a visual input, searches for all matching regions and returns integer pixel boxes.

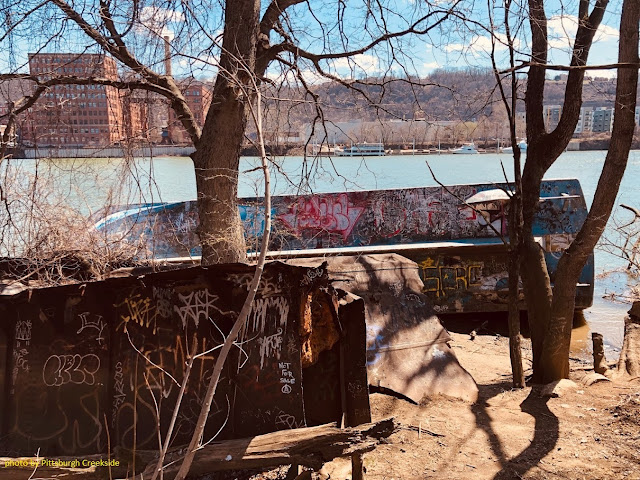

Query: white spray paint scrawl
[174,288,222,328]
[248,296,289,334]
[257,328,283,368]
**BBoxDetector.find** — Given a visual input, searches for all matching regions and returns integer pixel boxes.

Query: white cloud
[548,15,619,50]
[421,61,440,75]
[445,33,520,56]
[332,54,380,74]
[137,6,185,40]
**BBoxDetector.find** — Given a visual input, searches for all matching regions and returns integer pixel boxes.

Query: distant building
[167,79,212,145]
[304,119,466,146]
[0,123,16,146]
[575,107,594,135]
[543,105,562,132]
[592,107,614,133]
[635,106,640,126]
[23,53,147,148]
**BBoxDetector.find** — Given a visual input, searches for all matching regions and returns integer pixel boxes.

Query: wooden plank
[142,418,397,479]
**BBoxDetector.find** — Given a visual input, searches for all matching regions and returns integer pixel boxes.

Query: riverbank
[233,330,640,480]
[13,139,640,159]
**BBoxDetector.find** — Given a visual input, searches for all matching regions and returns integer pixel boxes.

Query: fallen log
[143,418,397,480]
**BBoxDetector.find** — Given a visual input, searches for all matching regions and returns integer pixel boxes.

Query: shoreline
[8,139,636,159]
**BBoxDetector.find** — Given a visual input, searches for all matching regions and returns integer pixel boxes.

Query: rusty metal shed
[0,262,369,456]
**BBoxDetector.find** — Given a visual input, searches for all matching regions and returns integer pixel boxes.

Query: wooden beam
[143,418,397,479]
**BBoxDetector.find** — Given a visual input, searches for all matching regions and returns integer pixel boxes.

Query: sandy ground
[355,330,640,480]
[224,321,640,480]
[3,322,637,480]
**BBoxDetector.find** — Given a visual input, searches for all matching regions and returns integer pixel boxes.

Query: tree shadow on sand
[471,383,559,480]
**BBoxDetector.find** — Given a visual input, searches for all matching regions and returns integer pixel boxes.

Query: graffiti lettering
[77,312,105,345]
[43,354,100,387]
[112,361,125,428]
[12,348,29,390]
[420,258,483,298]
[174,211,197,234]
[152,286,173,318]
[257,328,283,369]
[15,320,32,346]
[114,294,158,333]
[279,193,364,240]
[174,288,220,328]
[229,273,283,296]
[274,411,304,429]
[300,266,325,286]
[279,361,296,390]
[248,296,289,334]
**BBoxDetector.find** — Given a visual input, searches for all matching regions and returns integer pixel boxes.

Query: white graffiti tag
[174,289,221,328]
[42,354,100,386]
[12,348,29,389]
[248,296,289,334]
[257,328,283,368]
[77,312,106,345]
[15,320,32,346]
[112,361,126,427]
[152,286,173,318]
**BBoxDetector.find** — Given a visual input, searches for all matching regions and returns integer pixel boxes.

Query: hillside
[261,69,623,133]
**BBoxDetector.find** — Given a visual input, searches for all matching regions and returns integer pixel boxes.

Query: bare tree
[493,0,639,382]
[0,0,462,265]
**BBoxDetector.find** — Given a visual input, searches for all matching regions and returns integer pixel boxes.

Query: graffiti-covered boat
[95,178,594,313]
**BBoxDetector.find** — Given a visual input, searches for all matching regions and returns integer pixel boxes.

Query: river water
[5,150,640,357]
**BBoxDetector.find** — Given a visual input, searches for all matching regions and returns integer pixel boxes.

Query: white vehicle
[450,143,479,154]
[502,140,528,154]
[338,142,386,156]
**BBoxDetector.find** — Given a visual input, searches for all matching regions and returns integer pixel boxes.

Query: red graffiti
[279,193,364,240]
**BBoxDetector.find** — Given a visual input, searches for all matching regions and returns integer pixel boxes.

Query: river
[4,149,639,358]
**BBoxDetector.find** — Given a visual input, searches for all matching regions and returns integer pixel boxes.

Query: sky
[0,0,627,82]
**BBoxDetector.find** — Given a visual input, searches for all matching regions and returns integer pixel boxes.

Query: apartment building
[575,107,594,135]
[592,107,614,133]
[543,105,562,132]
[166,79,212,145]
[23,53,146,148]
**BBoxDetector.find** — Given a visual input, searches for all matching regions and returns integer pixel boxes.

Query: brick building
[23,53,147,147]
[166,79,212,145]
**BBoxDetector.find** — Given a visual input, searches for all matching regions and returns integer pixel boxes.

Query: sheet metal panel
[0,262,367,456]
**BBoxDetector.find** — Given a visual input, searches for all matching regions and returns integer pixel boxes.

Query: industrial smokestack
[164,36,172,76]
[163,35,174,144]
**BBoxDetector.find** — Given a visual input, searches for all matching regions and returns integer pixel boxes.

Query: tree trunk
[592,333,608,375]
[617,302,640,377]
[519,234,552,382]
[521,0,639,383]
[507,189,525,388]
[193,0,261,265]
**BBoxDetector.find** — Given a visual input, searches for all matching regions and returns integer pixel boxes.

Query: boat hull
[96,179,594,312]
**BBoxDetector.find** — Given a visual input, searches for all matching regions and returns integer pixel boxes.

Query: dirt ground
[231,319,640,480]
[356,330,640,480]
[4,321,637,480]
